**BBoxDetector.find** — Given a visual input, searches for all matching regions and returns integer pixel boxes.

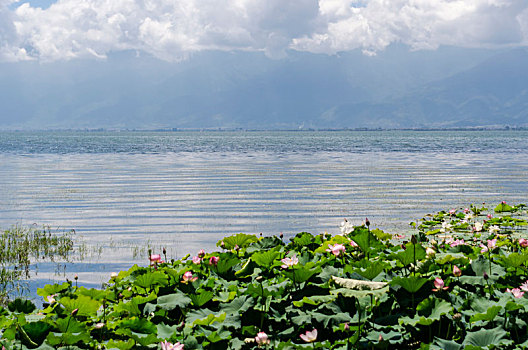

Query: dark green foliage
[0,202,528,349]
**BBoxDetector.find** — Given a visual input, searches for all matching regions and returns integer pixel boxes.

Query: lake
[0,130,527,288]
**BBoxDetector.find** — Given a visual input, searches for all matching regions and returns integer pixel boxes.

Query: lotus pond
[1,202,528,349]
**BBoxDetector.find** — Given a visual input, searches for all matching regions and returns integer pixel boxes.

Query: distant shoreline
[1,126,527,132]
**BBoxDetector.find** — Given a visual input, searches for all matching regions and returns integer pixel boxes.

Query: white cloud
[0,0,527,62]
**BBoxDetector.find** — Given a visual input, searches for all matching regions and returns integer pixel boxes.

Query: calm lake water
[1,130,527,287]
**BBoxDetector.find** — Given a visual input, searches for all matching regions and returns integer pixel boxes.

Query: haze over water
[1,130,527,286]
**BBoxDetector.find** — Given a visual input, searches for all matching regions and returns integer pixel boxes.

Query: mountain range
[0,45,526,129]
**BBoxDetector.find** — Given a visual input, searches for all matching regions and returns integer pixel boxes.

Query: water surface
[0,130,526,286]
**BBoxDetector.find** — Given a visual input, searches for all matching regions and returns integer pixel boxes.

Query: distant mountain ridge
[0,46,526,129]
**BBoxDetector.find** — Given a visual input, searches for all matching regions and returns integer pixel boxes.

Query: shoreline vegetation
[1,202,528,349]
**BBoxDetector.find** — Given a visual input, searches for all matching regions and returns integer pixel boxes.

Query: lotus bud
[71,308,79,316]
[453,265,462,277]
[280,232,284,239]
[483,272,489,280]
[426,247,436,258]
[344,323,349,331]
[365,217,370,227]
[453,313,462,321]
[411,235,417,245]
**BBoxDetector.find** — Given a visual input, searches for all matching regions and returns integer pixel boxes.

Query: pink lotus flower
[519,238,528,248]
[300,329,318,343]
[487,213,493,219]
[432,277,448,292]
[160,340,184,350]
[507,288,525,298]
[197,249,206,258]
[209,256,219,266]
[520,280,528,292]
[326,243,346,257]
[46,294,57,304]
[393,234,406,240]
[281,255,299,269]
[150,254,161,263]
[449,209,456,215]
[181,271,198,283]
[480,238,497,253]
[255,332,270,346]
[192,256,202,264]
[464,208,470,214]
[448,239,466,248]
[453,265,462,277]
[350,240,358,248]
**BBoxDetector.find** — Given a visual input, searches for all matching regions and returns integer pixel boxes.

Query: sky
[1,0,528,129]
[1,0,527,63]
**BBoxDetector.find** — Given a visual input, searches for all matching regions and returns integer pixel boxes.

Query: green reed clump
[0,226,74,304]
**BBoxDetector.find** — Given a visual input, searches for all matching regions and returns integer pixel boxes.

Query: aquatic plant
[0,225,75,304]
[1,202,528,349]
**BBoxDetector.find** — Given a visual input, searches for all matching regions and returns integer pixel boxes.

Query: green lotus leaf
[186,308,226,326]
[471,255,505,279]
[220,295,254,315]
[469,305,502,323]
[76,286,109,300]
[37,283,70,298]
[189,290,214,307]
[435,252,468,265]
[59,295,101,316]
[251,248,281,268]
[349,228,384,254]
[105,339,135,350]
[218,233,258,249]
[215,255,241,274]
[390,276,428,294]
[246,236,284,253]
[400,298,451,326]
[8,298,36,314]
[293,232,315,247]
[213,291,237,302]
[371,228,392,241]
[431,338,462,350]
[22,321,52,346]
[283,265,320,283]
[393,243,426,266]
[156,323,179,339]
[54,317,87,334]
[115,299,141,316]
[462,326,511,348]
[495,202,514,213]
[292,295,337,307]
[353,261,387,280]
[133,271,168,289]
[500,252,528,268]
[156,291,192,310]
[46,332,91,346]
[117,318,157,337]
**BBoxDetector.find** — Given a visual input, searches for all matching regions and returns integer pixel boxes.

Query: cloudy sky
[1,0,527,62]
[1,0,528,129]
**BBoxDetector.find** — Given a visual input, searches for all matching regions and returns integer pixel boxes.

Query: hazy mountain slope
[0,46,512,129]
[327,48,528,128]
